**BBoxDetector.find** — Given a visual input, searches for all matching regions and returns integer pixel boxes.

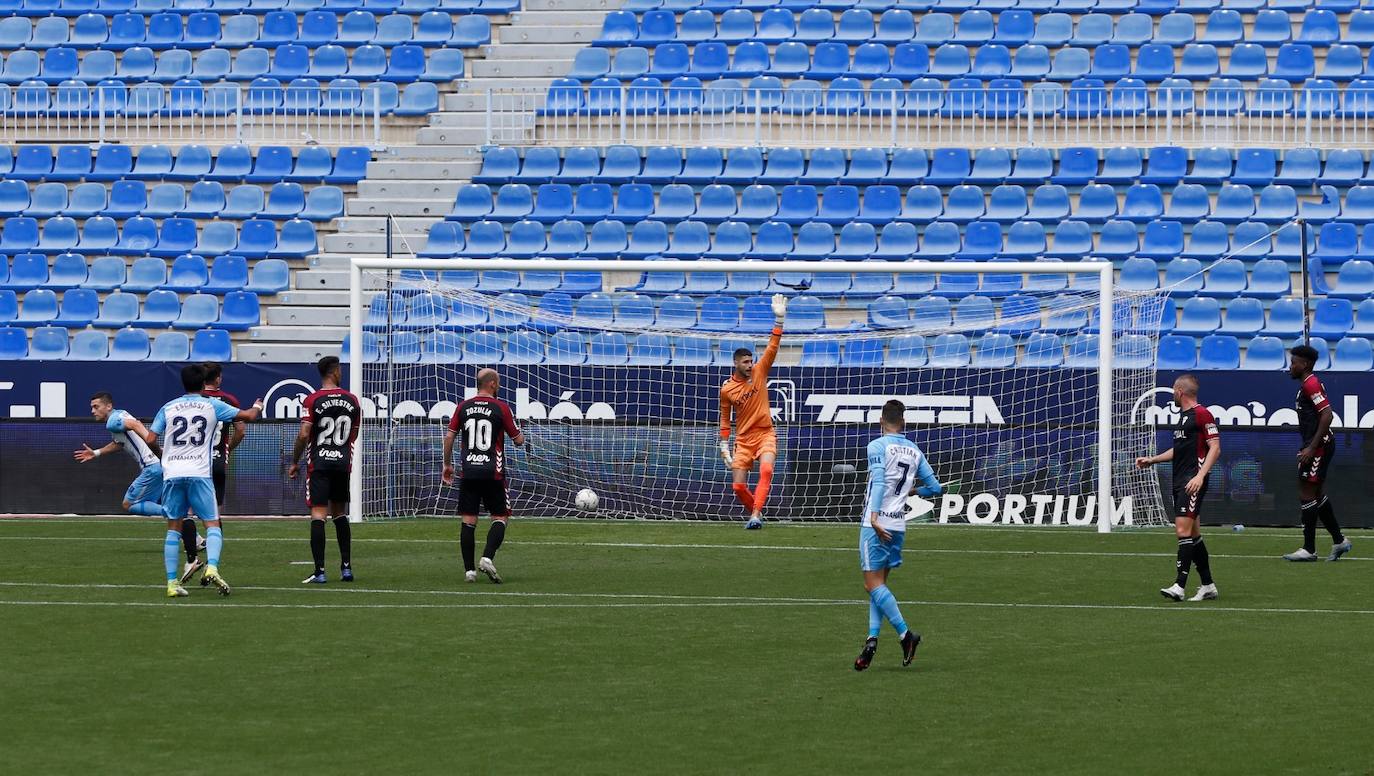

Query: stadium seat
[1262,297,1306,337]
[1156,333,1197,369]
[1332,337,1373,371]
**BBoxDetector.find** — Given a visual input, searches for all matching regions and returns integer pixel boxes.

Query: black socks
[310,519,326,575]
[333,516,352,569]
[1175,537,1195,587]
[181,518,198,563]
[1317,496,1344,545]
[1192,537,1213,586]
[1301,499,1321,553]
[483,520,506,561]
[460,522,476,572]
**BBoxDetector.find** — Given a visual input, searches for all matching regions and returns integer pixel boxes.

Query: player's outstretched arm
[1135,448,1174,468]
[233,399,264,423]
[74,441,121,463]
[441,428,457,485]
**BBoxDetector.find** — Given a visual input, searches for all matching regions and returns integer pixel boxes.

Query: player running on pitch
[288,356,362,584]
[854,399,941,672]
[1283,344,1352,562]
[143,364,263,598]
[75,392,202,573]
[442,368,526,584]
[719,293,787,529]
[1135,374,1221,602]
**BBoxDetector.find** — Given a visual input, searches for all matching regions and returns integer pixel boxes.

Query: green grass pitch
[1,517,1371,775]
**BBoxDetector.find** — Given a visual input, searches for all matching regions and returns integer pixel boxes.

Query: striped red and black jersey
[1171,405,1218,482]
[448,395,521,481]
[1296,373,1333,447]
[303,388,361,473]
[201,388,239,460]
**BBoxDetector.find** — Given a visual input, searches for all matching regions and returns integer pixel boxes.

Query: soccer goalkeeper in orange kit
[719,294,787,530]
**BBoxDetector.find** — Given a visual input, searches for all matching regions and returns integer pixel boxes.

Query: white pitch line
[0,580,852,604]
[0,534,1367,563]
[0,592,1370,616]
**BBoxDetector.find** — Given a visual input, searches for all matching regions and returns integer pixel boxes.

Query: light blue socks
[163,530,180,581]
[206,526,223,567]
[869,585,908,637]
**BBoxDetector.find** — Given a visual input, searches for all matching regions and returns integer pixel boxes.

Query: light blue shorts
[124,463,164,507]
[859,525,906,572]
[162,477,219,522]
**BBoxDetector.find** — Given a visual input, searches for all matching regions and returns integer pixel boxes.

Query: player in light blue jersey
[854,399,941,672]
[142,364,263,598]
[76,391,206,577]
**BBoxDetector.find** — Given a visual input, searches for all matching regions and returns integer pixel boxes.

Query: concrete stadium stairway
[240,0,620,362]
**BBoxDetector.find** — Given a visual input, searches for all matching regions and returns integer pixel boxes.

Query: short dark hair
[181,363,207,393]
[201,362,223,384]
[732,347,753,361]
[90,391,113,405]
[1174,373,1199,398]
[1291,344,1319,364]
[318,355,341,379]
[881,399,905,428]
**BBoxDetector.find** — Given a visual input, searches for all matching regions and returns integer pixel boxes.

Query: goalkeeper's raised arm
[717,294,786,529]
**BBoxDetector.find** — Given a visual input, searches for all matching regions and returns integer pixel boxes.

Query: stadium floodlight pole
[348,258,1119,529]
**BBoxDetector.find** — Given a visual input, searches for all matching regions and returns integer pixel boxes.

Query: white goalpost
[348,258,1168,531]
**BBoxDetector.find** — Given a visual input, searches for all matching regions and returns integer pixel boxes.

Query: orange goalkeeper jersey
[719,326,782,440]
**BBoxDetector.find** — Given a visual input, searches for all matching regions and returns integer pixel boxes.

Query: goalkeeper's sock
[868,598,882,639]
[1301,499,1320,553]
[333,516,352,568]
[1317,496,1345,544]
[752,462,774,515]
[1174,537,1195,587]
[870,585,907,637]
[731,483,754,512]
[180,518,199,563]
[128,500,164,517]
[163,529,181,582]
[483,519,506,561]
[310,519,326,575]
[460,522,476,572]
[1192,537,1213,586]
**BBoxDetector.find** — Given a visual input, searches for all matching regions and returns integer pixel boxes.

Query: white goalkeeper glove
[771,293,786,324]
[719,440,732,466]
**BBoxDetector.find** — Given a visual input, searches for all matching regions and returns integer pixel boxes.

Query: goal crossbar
[348,258,1118,531]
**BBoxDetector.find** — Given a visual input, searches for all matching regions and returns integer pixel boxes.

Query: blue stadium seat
[145,330,189,360]
[1311,298,1354,338]
[928,333,970,367]
[1329,260,1374,300]
[1262,297,1306,337]
[25,326,67,359]
[1246,259,1290,298]
[1332,337,1373,372]
[53,288,98,327]
[108,326,149,360]
[93,291,139,329]
[1200,257,1247,298]
[190,328,231,361]
[47,252,87,290]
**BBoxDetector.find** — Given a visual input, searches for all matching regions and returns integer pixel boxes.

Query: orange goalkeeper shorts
[731,431,777,471]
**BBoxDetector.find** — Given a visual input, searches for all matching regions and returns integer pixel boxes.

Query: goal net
[349,259,1169,529]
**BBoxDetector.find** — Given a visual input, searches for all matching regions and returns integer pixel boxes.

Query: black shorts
[308,469,350,508]
[212,458,227,506]
[458,478,510,518]
[1299,440,1335,484]
[1172,479,1207,520]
